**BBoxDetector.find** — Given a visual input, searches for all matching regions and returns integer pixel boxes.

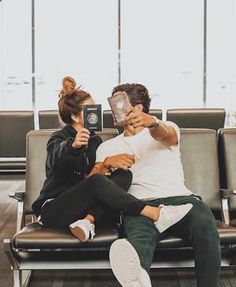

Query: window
[0,0,31,110]
[0,0,236,127]
[34,0,118,111]
[207,0,236,126]
[121,0,204,112]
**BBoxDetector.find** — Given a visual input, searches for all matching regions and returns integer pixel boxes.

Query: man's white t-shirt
[96,121,192,200]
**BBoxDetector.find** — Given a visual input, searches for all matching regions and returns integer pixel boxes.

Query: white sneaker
[155,203,193,233]
[109,239,152,287]
[69,219,95,242]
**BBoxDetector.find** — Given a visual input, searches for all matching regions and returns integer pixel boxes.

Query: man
[96,83,221,287]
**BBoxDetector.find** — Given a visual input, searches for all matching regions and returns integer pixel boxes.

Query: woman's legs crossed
[40,173,145,228]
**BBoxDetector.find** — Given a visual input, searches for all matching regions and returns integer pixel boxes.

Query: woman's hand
[72,128,90,148]
[87,162,111,177]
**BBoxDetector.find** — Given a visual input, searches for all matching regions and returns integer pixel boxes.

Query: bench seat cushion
[13,222,119,250]
[13,220,236,251]
[216,220,236,243]
[156,221,236,248]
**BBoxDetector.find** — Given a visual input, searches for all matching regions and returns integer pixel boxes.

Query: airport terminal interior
[1,0,236,286]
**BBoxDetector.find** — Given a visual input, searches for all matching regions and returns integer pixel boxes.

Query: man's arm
[125,107,178,147]
[148,118,178,146]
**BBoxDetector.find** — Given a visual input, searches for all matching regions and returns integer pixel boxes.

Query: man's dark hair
[112,83,151,114]
[58,88,91,124]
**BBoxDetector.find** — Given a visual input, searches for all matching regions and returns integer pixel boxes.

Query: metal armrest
[220,188,236,199]
[220,189,236,225]
[9,191,25,202]
[9,191,26,232]
[3,239,19,270]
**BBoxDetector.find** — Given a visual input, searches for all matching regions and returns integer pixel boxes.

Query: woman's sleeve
[46,132,84,170]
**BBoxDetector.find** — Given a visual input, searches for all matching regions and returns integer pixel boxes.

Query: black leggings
[40,170,146,228]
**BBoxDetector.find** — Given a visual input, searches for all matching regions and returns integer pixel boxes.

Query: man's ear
[134,103,144,111]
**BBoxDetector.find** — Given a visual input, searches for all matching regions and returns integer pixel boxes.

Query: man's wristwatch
[148,116,161,129]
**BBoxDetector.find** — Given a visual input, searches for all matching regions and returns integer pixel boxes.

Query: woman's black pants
[40,170,145,228]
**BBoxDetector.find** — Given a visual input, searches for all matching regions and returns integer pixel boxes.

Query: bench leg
[13,270,31,287]
[13,270,21,287]
[4,239,31,287]
[221,198,230,225]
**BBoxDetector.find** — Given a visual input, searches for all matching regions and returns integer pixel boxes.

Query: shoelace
[89,223,96,240]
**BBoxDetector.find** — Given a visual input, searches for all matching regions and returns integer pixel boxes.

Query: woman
[32,88,192,242]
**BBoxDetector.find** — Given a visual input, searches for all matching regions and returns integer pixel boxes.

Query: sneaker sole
[109,239,141,287]
[69,226,86,242]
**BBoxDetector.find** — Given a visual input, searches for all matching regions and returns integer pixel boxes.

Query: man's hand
[72,128,90,148]
[104,154,135,170]
[124,107,156,128]
[87,162,111,177]
[124,107,177,146]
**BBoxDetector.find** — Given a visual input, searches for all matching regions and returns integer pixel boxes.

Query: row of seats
[39,108,226,131]
[104,108,226,133]
[0,108,226,172]
[3,127,236,287]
